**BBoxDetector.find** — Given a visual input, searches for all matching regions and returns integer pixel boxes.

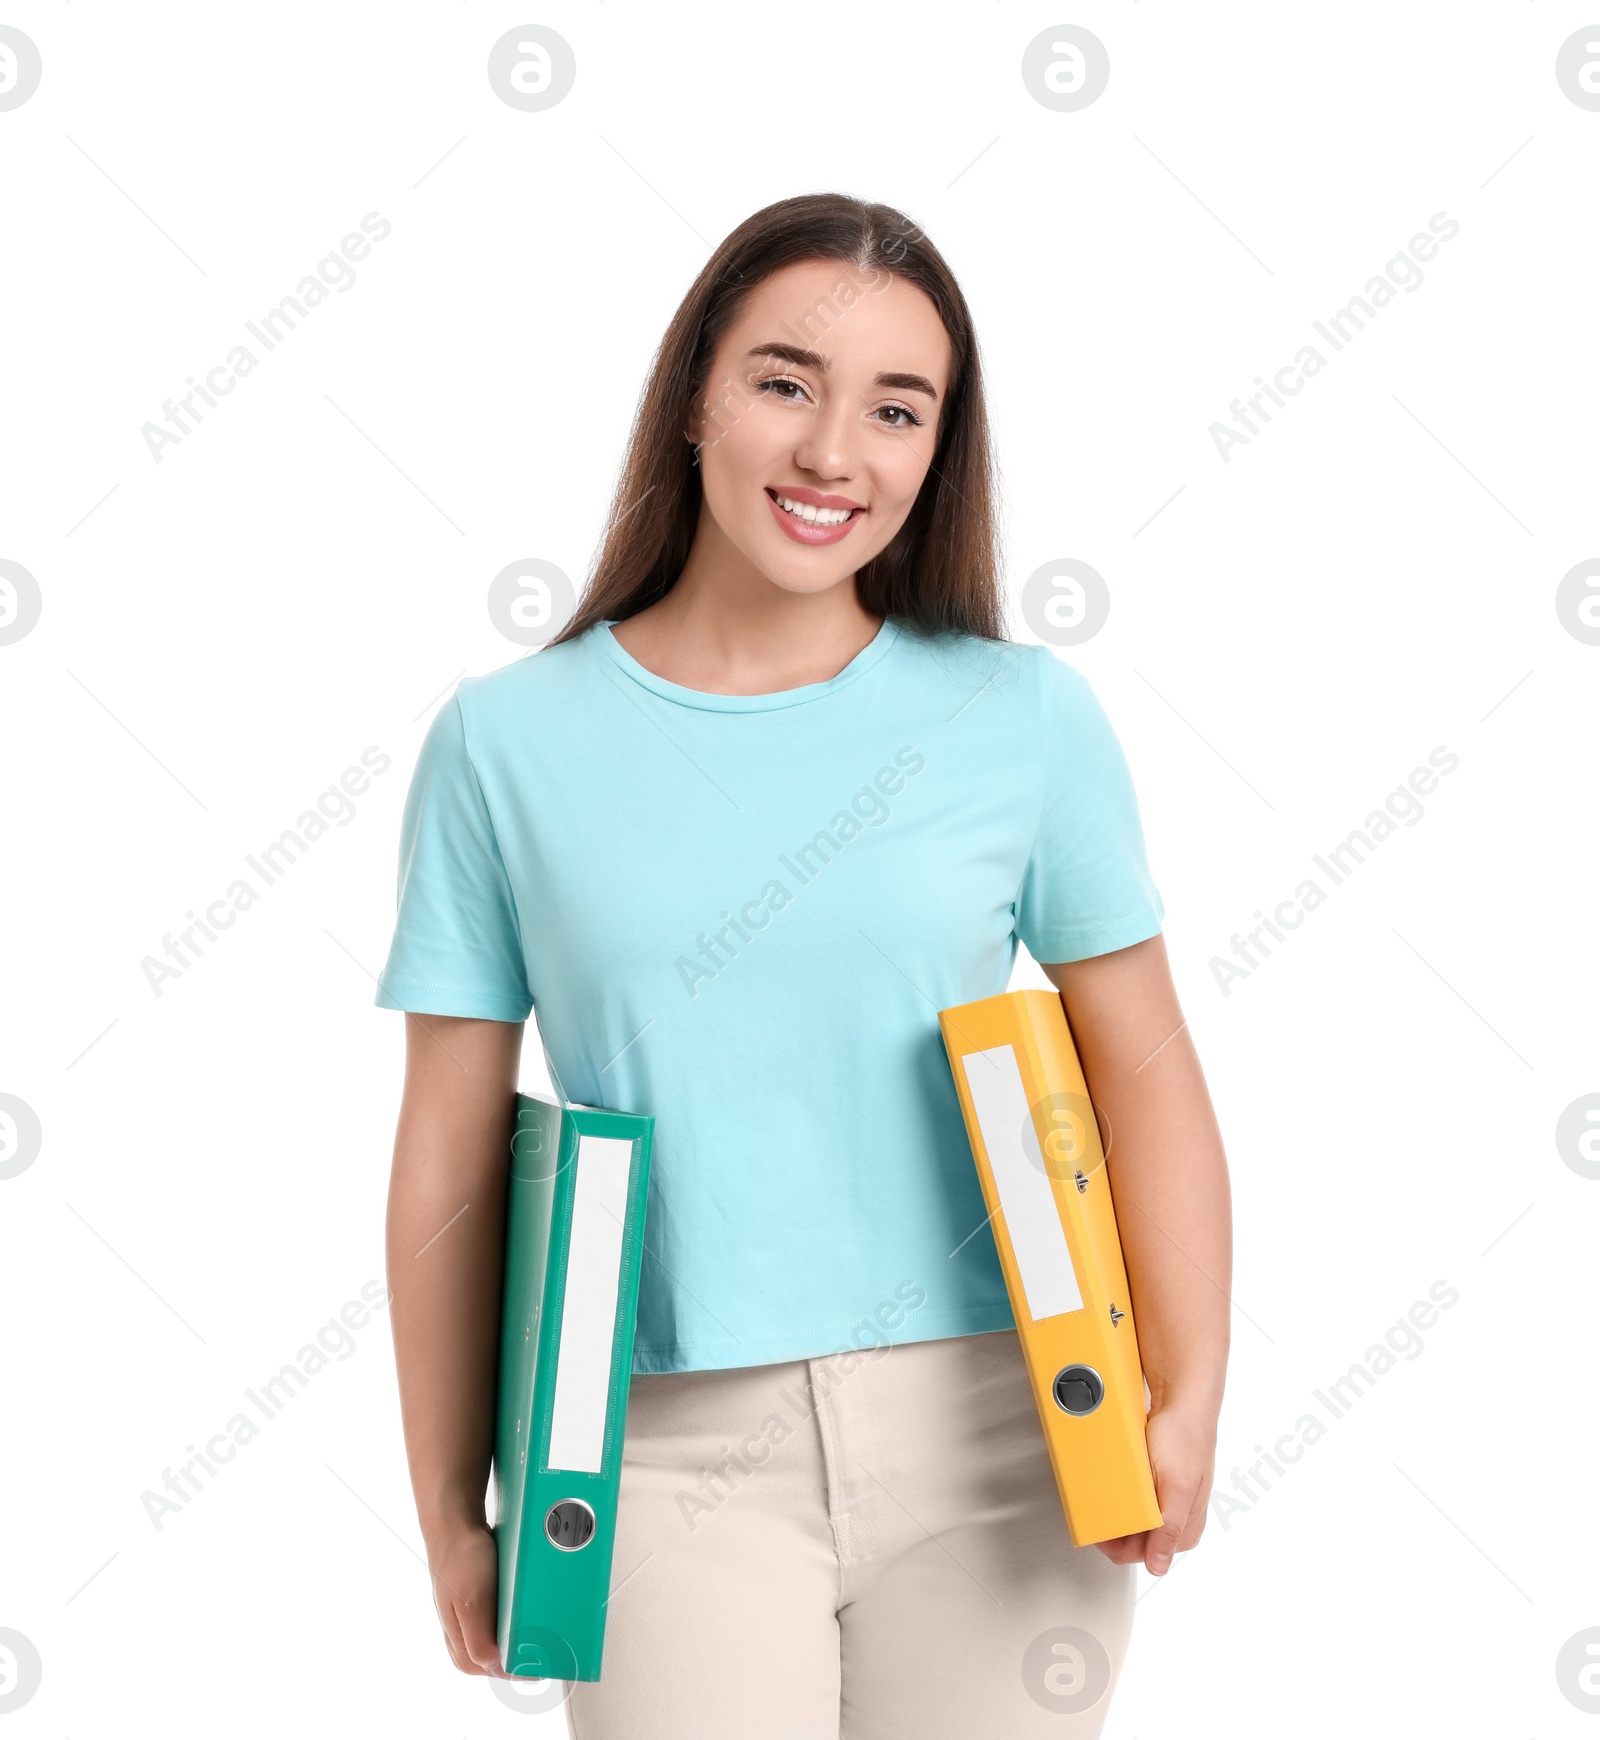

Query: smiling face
[685,257,953,599]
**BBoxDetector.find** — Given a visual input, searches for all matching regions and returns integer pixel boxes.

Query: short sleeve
[373,688,534,1021]
[1014,649,1165,964]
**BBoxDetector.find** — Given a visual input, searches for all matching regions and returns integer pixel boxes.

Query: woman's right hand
[428,1517,513,1677]
[386,1013,526,1680]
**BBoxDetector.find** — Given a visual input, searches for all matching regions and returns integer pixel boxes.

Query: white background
[2,3,1597,1734]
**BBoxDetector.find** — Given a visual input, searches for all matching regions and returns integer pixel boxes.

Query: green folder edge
[492,1092,654,1682]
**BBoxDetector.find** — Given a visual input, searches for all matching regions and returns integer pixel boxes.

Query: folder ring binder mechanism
[937,990,1163,1548]
[492,1092,654,1682]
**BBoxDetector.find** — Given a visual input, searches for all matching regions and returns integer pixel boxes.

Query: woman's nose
[791,401,859,483]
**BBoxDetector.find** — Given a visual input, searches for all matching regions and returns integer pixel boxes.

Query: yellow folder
[938,989,1163,1547]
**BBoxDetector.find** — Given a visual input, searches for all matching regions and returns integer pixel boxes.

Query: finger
[1093,1529,1148,1565]
[434,1586,467,1661]
[439,1615,477,1675]
[458,1600,509,1677]
[1145,1484,1199,1574]
[1176,1471,1215,1552]
[436,1582,493,1676]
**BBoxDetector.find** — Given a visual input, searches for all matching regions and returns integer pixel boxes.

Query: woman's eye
[756,377,921,428]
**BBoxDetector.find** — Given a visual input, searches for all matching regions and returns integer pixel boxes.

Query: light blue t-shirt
[374,617,1164,1374]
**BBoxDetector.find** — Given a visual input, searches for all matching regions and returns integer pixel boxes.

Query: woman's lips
[764,487,865,547]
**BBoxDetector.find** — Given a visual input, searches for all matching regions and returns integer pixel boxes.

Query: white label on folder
[961,1044,1084,1321]
[545,1133,633,1474]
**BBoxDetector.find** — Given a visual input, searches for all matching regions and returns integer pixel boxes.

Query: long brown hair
[552,192,1005,646]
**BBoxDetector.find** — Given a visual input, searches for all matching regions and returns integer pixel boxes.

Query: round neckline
[590,616,901,712]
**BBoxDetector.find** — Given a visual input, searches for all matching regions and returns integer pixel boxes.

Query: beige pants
[564,1327,1135,1739]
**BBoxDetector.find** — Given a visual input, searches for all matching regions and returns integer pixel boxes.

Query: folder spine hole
[1052,1364,1106,1416]
[545,1498,597,1551]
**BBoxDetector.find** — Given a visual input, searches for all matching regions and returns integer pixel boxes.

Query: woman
[376,192,1230,1738]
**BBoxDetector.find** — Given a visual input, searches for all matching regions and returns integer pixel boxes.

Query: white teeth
[775,493,855,526]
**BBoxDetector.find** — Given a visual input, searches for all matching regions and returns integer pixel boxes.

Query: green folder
[492,1092,654,1681]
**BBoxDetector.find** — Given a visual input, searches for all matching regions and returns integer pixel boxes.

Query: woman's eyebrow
[746,341,939,400]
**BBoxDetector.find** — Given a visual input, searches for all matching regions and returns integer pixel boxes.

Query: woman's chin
[717,531,858,597]
[754,563,859,599]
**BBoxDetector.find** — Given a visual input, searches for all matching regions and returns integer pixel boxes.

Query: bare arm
[386,1011,524,1676]
[1041,933,1231,1575]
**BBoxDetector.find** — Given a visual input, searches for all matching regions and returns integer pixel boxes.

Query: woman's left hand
[1093,1401,1217,1576]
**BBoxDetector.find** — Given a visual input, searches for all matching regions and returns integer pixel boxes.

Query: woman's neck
[609,562,884,697]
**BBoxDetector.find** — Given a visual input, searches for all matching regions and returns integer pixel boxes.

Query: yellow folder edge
[938,988,1163,1547]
